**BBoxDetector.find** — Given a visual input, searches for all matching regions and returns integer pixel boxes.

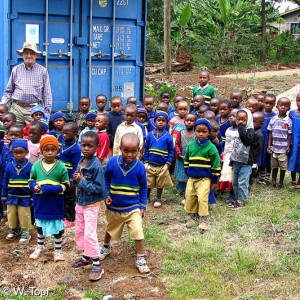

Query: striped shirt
[1,63,52,118]
[268,115,292,154]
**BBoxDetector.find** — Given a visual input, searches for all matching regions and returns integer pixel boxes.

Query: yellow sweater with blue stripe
[184,139,221,184]
[104,156,147,213]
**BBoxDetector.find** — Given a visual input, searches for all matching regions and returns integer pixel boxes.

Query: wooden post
[164,0,171,76]
[260,0,266,62]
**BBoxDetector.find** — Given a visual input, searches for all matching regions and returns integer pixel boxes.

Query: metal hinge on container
[7,13,18,20]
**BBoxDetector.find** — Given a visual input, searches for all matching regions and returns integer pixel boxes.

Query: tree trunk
[164,0,171,76]
[260,0,266,62]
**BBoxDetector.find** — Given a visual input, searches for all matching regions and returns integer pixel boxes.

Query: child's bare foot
[181,199,186,206]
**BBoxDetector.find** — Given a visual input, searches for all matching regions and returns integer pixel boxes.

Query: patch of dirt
[0,204,174,300]
[146,70,300,103]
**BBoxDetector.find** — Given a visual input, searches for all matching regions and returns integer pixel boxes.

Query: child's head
[40,135,59,163]
[95,114,109,131]
[160,90,171,105]
[209,120,220,141]
[31,105,45,121]
[81,131,99,159]
[203,110,216,121]
[177,100,189,119]
[143,95,155,114]
[127,97,137,106]
[124,104,138,125]
[184,113,197,130]
[154,111,168,132]
[29,121,45,143]
[79,97,91,113]
[156,102,168,113]
[236,110,248,127]
[137,106,148,124]
[245,97,259,114]
[199,71,210,87]
[230,91,242,109]
[194,119,211,142]
[0,104,8,122]
[96,94,107,112]
[8,125,23,142]
[85,111,97,129]
[256,93,265,112]
[210,98,221,115]
[296,93,300,110]
[62,122,78,143]
[110,96,123,114]
[229,108,239,127]
[253,112,264,130]
[192,95,205,110]
[198,105,209,118]
[276,97,291,117]
[2,112,16,130]
[53,112,66,132]
[120,133,140,164]
[219,99,231,118]
[12,139,28,164]
[264,94,276,113]
[174,95,184,109]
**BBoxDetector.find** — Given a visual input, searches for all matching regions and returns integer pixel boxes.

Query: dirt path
[217,68,300,79]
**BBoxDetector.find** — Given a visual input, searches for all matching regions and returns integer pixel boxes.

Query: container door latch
[91,50,110,59]
[114,51,131,59]
[50,49,71,58]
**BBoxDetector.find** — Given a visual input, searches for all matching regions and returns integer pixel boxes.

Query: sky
[276,1,299,13]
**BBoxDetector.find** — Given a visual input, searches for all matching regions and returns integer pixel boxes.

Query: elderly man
[1,42,52,126]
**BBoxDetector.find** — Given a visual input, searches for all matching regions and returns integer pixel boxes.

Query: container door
[81,0,146,108]
[9,0,79,116]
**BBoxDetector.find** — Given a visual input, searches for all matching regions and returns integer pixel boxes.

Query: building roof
[280,6,300,17]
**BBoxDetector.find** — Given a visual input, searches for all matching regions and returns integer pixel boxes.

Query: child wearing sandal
[29,136,69,261]
[71,131,107,281]
[100,133,149,274]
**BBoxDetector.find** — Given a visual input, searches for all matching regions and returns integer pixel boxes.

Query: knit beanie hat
[39,117,49,133]
[137,105,147,116]
[154,111,169,123]
[31,105,45,117]
[53,111,66,121]
[194,118,211,133]
[40,135,59,152]
[85,110,98,120]
[12,139,28,151]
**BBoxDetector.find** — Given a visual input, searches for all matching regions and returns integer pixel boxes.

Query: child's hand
[179,154,184,160]
[73,171,83,183]
[211,183,218,191]
[267,146,272,154]
[140,209,146,219]
[213,138,220,145]
[105,196,112,206]
[34,185,41,193]
[286,146,290,154]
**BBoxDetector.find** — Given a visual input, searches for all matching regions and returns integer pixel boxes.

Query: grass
[84,290,106,299]
[153,175,300,299]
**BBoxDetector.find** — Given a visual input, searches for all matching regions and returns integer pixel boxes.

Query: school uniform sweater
[1,158,33,206]
[107,111,125,147]
[192,84,216,106]
[59,138,81,183]
[144,130,174,166]
[184,139,221,184]
[0,143,14,189]
[49,129,64,144]
[104,156,147,213]
[29,159,69,220]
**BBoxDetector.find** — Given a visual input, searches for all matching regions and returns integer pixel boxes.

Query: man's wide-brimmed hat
[16,42,42,56]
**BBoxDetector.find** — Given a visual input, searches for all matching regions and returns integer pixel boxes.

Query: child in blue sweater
[71,131,107,281]
[29,136,69,262]
[2,139,33,243]
[49,111,66,144]
[100,133,149,274]
[59,122,81,228]
[144,111,174,208]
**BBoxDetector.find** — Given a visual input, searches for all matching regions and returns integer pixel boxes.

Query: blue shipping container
[0,0,147,117]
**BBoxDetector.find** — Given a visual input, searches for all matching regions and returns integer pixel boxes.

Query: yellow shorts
[146,163,173,189]
[184,177,211,217]
[105,208,144,241]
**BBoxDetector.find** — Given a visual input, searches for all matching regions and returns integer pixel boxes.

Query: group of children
[1,70,299,282]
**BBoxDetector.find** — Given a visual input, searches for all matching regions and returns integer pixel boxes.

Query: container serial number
[117,0,129,6]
